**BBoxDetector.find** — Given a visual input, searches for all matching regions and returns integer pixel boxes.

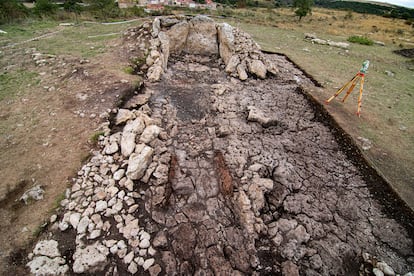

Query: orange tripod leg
[342,75,360,103]
[357,76,365,117]
[325,74,359,104]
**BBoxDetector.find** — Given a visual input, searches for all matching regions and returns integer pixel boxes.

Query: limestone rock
[237,63,248,81]
[27,256,69,275]
[158,31,170,71]
[128,261,138,274]
[184,15,218,56]
[72,243,108,274]
[69,213,81,229]
[248,59,267,79]
[116,109,135,125]
[33,240,61,258]
[20,185,44,204]
[126,146,154,180]
[217,23,234,65]
[105,142,119,155]
[140,125,161,144]
[152,17,161,37]
[225,55,240,74]
[147,63,163,82]
[121,117,145,157]
[143,258,155,271]
[167,21,189,54]
[247,106,279,127]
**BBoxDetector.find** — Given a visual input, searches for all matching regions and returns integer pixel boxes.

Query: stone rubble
[304,33,350,49]
[26,17,414,275]
[123,15,278,82]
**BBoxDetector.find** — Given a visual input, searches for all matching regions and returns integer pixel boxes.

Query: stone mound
[122,15,278,82]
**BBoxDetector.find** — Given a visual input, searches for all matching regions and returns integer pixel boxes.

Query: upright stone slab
[184,15,218,56]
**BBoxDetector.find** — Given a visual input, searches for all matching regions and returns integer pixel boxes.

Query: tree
[293,0,313,21]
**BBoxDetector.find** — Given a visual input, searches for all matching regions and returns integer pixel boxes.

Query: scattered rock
[126,145,154,180]
[72,243,108,274]
[20,185,45,204]
[33,240,61,258]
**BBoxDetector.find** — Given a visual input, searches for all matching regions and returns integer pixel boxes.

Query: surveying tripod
[325,60,370,117]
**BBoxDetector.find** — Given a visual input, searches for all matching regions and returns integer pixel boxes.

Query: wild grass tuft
[347,35,374,45]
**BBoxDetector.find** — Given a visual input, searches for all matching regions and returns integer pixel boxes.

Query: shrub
[347,36,374,46]
[0,0,29,23]
[34,0,58,16]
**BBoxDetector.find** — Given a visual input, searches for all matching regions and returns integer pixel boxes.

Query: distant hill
[314,0,414,19]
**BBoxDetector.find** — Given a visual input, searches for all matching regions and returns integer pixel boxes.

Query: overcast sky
[373,0,414,8]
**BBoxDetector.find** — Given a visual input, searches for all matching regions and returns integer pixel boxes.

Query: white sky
[374,0,414,8]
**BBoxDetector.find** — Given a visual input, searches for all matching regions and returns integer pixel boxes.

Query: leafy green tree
[293,0,313,20]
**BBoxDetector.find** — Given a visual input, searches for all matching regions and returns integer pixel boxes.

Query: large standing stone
[72,243,108,274]
[167,21,189,54]
[158,31,170,71]
[217,23,234,65]
[121,117,145,157]
[184,15,218,56]
[126,146,154,180]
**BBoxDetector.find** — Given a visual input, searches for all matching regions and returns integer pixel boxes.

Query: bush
[85,0,121,20]
[347,36,374,46]
[0,0,29,23]
[34,0,58,16]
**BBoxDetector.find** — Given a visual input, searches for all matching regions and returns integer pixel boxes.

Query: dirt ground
[0,41,138,273]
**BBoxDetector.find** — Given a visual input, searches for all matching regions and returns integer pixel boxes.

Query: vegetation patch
[0,70,39,101]
[347,35,374,45]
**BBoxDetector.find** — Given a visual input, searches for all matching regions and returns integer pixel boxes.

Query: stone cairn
[123,15,278,82]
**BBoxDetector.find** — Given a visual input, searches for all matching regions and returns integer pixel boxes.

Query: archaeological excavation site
[24,15,414,275]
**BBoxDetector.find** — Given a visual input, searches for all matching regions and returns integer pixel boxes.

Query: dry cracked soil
[2,16,414,276]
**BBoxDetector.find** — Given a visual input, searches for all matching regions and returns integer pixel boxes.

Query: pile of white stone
[126,15,279,82]
[27,106,164,275]
[304,33,350,49]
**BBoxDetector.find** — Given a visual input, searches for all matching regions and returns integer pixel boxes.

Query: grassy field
[1,8,413,210]
[220,8,414,208]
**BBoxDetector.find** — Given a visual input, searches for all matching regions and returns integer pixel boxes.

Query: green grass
[347,35,374,45]
[0,18,143,58]
[90,131,105,144]
[0,70,39,101]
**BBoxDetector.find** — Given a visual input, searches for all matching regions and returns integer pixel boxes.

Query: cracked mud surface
[144,54,414,274]
[24,53,414,275]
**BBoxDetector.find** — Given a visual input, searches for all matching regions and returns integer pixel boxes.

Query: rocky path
[24,16,414,275]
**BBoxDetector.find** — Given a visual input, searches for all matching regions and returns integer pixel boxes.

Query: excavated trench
[120,53,414,274]
[24,16,414,276]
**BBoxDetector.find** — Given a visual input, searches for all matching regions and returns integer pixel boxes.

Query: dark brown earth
[393,48,414,58]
